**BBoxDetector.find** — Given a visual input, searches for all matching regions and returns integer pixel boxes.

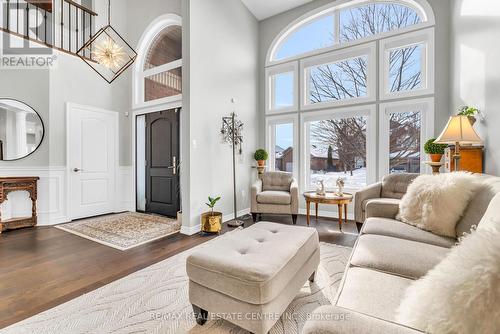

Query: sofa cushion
[362,217,456,248]
[478,191,500,232]
[363,198,400,219]
[257,191,291,205]
[456,175,500,237]
[381,173,418,199]
[351,235,449,279]
[337,267,413,322]
[302,305,422,334]
[186,222,319,305]
[396,225,500,334]
[261,172,293,192]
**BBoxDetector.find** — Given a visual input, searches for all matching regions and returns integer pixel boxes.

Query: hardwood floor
[0,213,358,329]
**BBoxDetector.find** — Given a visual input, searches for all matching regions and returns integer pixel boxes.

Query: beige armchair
[251,171,299,224]
[354,173,419,227]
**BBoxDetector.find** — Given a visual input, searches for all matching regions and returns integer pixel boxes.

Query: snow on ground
[311,168,367,190]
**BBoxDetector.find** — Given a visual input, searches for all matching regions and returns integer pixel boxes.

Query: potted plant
[201,196,222,234]
[424,138,448,163]
[458,106,479,125]
[254,149,268,167]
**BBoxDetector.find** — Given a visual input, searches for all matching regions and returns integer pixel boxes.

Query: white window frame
[266,0,435,66]
[133,14,182,110]
[265,62,299,114]
[265,114,299,180]
[300,105,377,193]
[300,42,377,110]
[379,97,435,178]
[379,28,435,100]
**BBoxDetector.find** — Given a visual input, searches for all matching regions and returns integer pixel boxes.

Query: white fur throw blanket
[396,226,500,333]
[397,172,479,238]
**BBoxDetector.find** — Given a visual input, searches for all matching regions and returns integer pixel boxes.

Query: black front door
[145,109,180,217]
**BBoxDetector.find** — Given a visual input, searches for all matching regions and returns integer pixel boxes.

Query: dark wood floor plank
[0,214,358,329]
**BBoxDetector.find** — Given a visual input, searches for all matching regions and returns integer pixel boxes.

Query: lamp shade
[435,116,483,145]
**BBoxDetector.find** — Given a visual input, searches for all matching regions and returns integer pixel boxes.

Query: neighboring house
[310,146,341,172]
[275,146,293,172]
[390,151,421,173]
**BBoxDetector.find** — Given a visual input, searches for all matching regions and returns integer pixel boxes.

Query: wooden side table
[0,177,39,234]
[303,192,353,231]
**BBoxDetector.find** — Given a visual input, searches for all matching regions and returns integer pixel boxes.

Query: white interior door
[67,104,118,220]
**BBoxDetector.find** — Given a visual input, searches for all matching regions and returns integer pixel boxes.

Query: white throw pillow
[396,226,500,334]
[397,172,479,238]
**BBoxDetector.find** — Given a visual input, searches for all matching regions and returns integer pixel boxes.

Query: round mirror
[0,99,44,161]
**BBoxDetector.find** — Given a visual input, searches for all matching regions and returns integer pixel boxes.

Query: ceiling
[241,0,314,21]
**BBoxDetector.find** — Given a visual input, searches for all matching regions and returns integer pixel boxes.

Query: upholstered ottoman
[186,222,320,334]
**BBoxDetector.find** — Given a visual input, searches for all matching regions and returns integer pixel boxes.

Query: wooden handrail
[25,0,53,13]
[63,0,98,16]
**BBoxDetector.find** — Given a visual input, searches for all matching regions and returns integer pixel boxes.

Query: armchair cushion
[257,191,291,205]
[261,171,293,192]
[354,182,382,223]
[364,198,401,220]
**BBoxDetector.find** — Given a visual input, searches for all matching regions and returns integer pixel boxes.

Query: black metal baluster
[44,10,47,44]
[16,0,19,33]
[82,11,86,57]
[25,3,29,37]
[59,0,62,49]
[6,0,10,30]
[75,7,79,51]
[89,14,92,59]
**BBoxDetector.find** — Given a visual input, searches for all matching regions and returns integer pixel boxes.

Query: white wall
[0,0,135,224]
[182,0,259,233]
[451,0,500,175]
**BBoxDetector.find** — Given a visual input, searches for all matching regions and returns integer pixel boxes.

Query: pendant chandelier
[77,0,137,84]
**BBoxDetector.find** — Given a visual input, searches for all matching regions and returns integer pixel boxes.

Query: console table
[0,177,39,234]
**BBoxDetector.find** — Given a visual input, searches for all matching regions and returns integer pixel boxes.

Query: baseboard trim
[180,224,201,236]
[180,208,251,236]
[223,208,251,223]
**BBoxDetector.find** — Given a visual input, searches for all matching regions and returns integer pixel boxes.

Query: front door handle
[167,156,177,175]
[73,168,83,172]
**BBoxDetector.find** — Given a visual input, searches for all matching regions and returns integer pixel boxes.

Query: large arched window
[134,14,182,109]
[269,0,432,62]
[265,0,435,193]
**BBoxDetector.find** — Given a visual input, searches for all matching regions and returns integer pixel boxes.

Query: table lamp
[435,116,482,171]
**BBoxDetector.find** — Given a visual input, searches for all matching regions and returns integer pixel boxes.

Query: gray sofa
[251,171,299,224]
[303,174,500,334]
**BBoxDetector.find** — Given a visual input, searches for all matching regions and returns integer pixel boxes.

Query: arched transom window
[134,15,182,108]
[265,0,435,192]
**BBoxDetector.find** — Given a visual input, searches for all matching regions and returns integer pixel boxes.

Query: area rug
[1,241,352,334]
[55,212,181,251]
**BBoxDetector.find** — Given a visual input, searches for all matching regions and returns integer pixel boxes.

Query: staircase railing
[0,0,97,57]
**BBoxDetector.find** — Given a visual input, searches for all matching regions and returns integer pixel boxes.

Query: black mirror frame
[0,98,45,162]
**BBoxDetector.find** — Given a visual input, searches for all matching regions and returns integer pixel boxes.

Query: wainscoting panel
[0,167,68,226]
[117,166,135,212]
[0,166,136,226]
